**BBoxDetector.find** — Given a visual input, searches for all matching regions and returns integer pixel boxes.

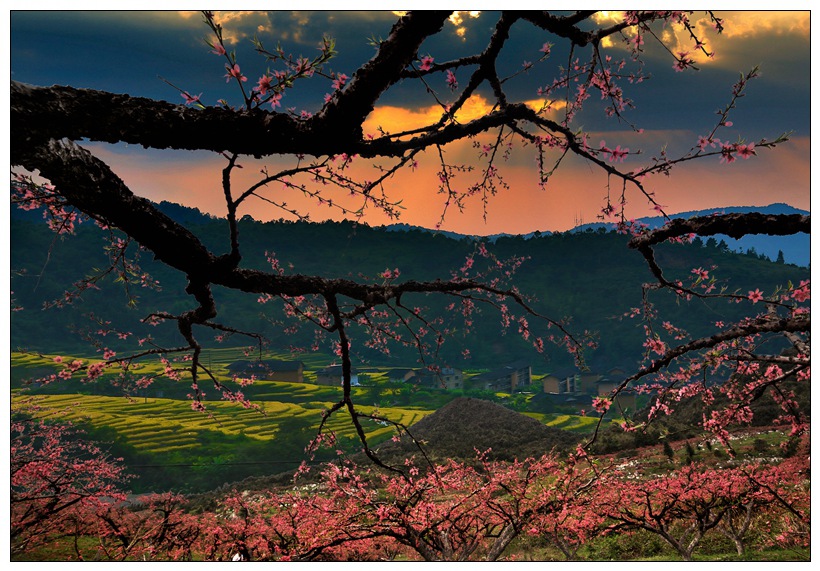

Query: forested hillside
[11,202,808,373]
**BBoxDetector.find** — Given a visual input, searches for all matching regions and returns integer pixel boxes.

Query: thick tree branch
[316,11,451,135]
[12,81,572,160]
[13,138,217,275]
[628,213,810,292]
[629,213,810,250]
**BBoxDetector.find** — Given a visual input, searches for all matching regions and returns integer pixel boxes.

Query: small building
[578,372,603,393]
[542,367,637,412]
[542,371,582,395]
[541,373,563,394]
[472,360,532,393]
[228,359,304,383]
[440,367,464,390]
[411,366,464,390]
[316,364,359,387]
[596,377,636,412]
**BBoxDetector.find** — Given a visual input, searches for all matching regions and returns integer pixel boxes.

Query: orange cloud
[363,95,565,139]
[91,134,808,237]
[363,95,496,137]
[717,11,810,39]
[593,11,809,68]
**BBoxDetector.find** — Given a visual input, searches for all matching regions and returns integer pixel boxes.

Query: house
[439,367,464,390]
[227,359,304,383]
[596,377,636,412]
[542,371,582,394]
[541,373,563,394]
[472,360,532,393]
[542,367,636,411]
[578,372,604,393]
[410,366,464,390]
[315,364,359,387]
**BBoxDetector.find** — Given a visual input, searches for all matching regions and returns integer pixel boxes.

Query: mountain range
[385,203,810,267]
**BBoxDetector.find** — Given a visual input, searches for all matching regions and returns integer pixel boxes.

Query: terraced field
[540,413,601,431]
[12,392,433,454]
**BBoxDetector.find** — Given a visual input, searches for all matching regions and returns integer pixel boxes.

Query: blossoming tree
[10,409,131,556]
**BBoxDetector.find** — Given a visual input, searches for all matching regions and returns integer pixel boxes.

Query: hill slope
[10,203,809,372]
[372,397,582,463]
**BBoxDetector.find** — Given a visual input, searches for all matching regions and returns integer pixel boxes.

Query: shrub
[583,529,669,560]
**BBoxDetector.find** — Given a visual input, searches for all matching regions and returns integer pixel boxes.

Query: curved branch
[628,212,810,294]
[614,314,809,393]
[10,83,584,161]
[629,212,810,250]
[13,138,217,275]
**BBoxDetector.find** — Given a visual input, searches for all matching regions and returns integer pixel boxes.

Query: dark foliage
[10,211,808,373]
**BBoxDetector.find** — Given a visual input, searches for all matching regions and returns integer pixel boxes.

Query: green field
[14,393,432,453]
[11,349,607,492]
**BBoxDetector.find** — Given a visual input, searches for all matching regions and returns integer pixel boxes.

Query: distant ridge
[12,199,806,265]
[569,203,809,267]
[571,203,808,232]
[383,203,809,266]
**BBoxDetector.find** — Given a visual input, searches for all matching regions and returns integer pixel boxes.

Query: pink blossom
[269,92,283,109]
[256,74,273,95]
[445,69,458,90]
[792,281,810,302]
[419,56,434,71]
[736,143,756,159]
[224,63,247,83]
[609,145,629,162]
[211,43,226,56]
[592,396,611,413]
[293,57,314,76]
[331,73,348,90]
[181,91,202,105]
[691,267,709,280]
[747,289,764,303]
[673,51,693,72]
[719,143,736,164]
[644,337,667,355]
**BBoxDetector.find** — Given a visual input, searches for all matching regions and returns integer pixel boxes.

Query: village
[227,358,638,413]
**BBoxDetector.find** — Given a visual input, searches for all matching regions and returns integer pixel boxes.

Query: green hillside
[10,210,809,373]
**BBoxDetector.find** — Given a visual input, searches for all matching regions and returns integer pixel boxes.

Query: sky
[8,7,812,235]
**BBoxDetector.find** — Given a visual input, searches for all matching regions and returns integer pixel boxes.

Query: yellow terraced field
[543,413,600,431]
[12,393,435,453]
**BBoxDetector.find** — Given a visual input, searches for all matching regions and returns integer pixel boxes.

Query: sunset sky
[9,9,811,235]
